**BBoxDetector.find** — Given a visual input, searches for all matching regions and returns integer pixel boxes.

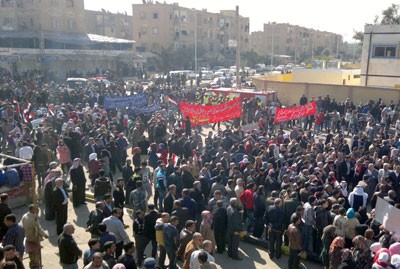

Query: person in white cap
[391,254,400,269]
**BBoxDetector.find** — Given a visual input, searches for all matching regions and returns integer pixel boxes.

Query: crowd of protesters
[2,68,400,269]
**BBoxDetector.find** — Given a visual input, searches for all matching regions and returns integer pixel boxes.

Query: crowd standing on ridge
[2,69,400,269]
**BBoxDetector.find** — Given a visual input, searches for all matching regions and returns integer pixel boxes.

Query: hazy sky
[84,0,396,42]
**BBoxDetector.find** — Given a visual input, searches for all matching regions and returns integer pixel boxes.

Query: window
[152,27,159,35]
[140,12,146,19]
[372,45,397,58]
[3,17,14,27]
[354,74,360,79]
[68,19,76,30]
[136,46,145,53]
[66,0,73,8]
[51,0,59,6]
[1,0,13,7]
[51,17,60,29]
[153,13,158,19]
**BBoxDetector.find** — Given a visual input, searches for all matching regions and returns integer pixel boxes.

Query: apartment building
[132,2,250,57]
[360,24,400,88]
[250,22,343,63]
[85,10,133,40]
[0,0,135,77]
[0,0,85,33]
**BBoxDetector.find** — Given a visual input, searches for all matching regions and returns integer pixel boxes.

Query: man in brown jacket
[182,232,203,269]
[287,215,303,269]
[177,220,196,260]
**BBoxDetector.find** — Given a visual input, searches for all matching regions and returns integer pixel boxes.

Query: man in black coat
[58,223,82,267]
[189,181,206,228]
[388,164,400,193]
[53,177,69,235]
[338,155,355,187]
[283,192,302,245]
[253,186,266,238]
[163,185,177,215]
[213,200,228,254]
[0,194,12,241]
[142,205,159,260]
[86,202,105,238]
[171,200,189,232]
[283,192,302,231]
[67,127,82,159]
[264,198,284,259]
[113,179,126,210]
[122,159,134,186]
[227,198,243,260]
[118,242,137,269]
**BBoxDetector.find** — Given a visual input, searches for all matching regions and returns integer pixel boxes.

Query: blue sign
[103,94,148,109]
[129,101,160,115]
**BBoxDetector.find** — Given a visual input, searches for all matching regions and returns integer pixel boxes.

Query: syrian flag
[46,103,55,117]
[167,96,178,106]
[23,103,34,123]
[12,99,21,116]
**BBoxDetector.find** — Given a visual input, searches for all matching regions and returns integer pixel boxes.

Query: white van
[66,77,88,91]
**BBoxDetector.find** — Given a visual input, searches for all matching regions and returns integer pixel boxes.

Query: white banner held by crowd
[375,197,400,235]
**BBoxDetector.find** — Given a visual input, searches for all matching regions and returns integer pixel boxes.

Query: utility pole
[194,9,197,74]
[235,5,240,89]
[271,24,274,66]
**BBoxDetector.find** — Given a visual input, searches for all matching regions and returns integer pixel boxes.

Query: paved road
[12,123,323,268]
[12,202,321,269]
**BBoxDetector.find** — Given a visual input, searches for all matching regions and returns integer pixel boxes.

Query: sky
[84,0,397,42]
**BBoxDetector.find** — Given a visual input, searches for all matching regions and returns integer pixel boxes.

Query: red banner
[180,98,242,126]
[274,101,316,123]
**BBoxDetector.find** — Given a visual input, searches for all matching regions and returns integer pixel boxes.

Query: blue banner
[103,94,148,109]
[129,101,160,115]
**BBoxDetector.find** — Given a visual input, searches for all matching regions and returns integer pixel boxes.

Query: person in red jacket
[240,182,257,233]
[314,111,325,136]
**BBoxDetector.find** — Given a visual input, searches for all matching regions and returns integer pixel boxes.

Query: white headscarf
[89,153,97,161]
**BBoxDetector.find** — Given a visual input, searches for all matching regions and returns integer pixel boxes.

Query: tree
[381,4,400,24]
[352,30,364,45]
[315,46,325,56]
[241,49,263,68]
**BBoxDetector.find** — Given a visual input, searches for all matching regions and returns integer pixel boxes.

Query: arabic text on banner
[129,101,160,115]
[103,94,148,109]
[179,98,242,126]
[274,101,316,123]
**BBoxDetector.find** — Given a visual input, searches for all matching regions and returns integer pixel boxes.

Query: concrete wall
[292,69,361,86]
[253,73,292,82]
[252,78,400,106]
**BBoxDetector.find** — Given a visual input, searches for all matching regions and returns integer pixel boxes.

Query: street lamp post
[271,24,274,66]
[194,9,198,74]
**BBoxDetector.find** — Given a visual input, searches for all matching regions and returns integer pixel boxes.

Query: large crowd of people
[1,69,400,269]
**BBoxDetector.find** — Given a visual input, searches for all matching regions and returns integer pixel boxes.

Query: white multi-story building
[360,24,400,88]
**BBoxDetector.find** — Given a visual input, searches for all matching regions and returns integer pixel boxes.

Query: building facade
[360,24,400,88]
[0,0,136,78]
[85,10,133,40]
[0,0,85,33]
[250,22,343,64]
[132,2,250,59]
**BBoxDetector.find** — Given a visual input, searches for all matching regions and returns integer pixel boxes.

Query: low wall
[1,184,27,209]
[252,77,400,105]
